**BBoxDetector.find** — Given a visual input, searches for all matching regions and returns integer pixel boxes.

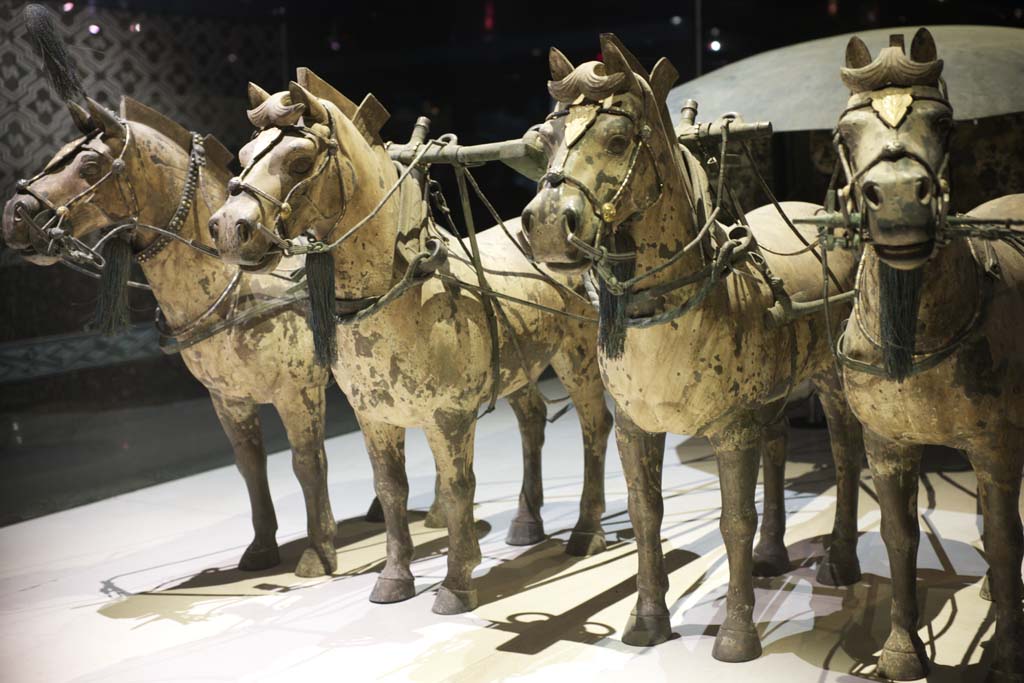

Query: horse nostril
[521,209,533,234]
[208,217,219,240]
[563,207,579,235]
[235,219,254,242]
[915,177,933,204]
[862,182,883,209]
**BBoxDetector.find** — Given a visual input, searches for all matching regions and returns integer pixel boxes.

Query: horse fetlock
[432,586,478,615]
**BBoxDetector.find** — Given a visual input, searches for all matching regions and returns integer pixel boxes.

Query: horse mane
[297,67,390,147]
[548,62,626,103]
[841,32,944,93]
[121,96,233,170]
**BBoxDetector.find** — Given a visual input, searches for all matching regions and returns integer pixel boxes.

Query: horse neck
[328,118,401,300]
[623,123,703,292]
[856,238,980,347]
[129,125,235,328]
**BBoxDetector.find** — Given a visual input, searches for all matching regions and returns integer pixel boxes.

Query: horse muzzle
[521,189,592,272]
[861,160,939,270]
[1,194,61,264]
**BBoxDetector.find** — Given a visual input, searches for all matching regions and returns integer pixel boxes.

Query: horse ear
[67,100,95,133]
[601,39,639,92]
[288,81,328,124]
[910,27,937,62]
[845,36,872,68]
[247,82,271,109]
[85,97,124,138]
[549,47,574,81]
[600,33,649,81]
[649,57,678,101]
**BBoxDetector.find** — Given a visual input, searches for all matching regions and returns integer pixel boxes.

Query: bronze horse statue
[208,69,613,615]
[1,95,342,578]
[521,34,865,661]
[831,29,1023,681]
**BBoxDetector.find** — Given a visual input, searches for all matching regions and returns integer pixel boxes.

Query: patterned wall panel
[0,1,285,204]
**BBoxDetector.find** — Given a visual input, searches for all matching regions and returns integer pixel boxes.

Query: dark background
[1,0,1020,524]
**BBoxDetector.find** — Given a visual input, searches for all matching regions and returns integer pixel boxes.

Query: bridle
[227,111,348,255]
[539,96,663,266]
[832,83,953,246]
[13,118,210,269]
[538,90,755,329]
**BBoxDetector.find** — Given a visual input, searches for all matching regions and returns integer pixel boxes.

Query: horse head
[211,70,390,273]
[2,98,129,265]
[836,28,952,270]
[521,34,679,274]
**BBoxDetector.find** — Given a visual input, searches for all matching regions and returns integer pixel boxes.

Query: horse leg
[552,348,613,557]
[966,441,1024,681]
[864,429,928,680]
[424,470,447,528]
[505,383,547,546]
[210,393,279,571]
[276,384,336,577]
[709,427,764,663]
[425,411,481,615]
[813,372,865,586]
[616,408,671,646]
[361,417,416,603]
[752,416,790,577]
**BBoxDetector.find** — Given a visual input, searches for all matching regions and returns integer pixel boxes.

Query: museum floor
[0,383,1015,682]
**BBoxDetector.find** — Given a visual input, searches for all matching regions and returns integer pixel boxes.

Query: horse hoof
[295,546,335,578]
[432,586,478,615]
[506,518,545,546]
[365,497,385,523]
[751,541,790,577]
[816,556,863,586]
[621,611,672,646]
[878,646,929,680]
[369,577,415,604]
[424,505,447,529]
[566,530,607,557]
[712,626,763,663]
[238,543,280,571]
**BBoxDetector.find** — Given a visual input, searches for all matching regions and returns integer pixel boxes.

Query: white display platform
[0,383,1011,682]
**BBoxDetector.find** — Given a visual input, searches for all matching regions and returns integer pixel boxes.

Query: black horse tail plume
[878,260,924,382]
[24,4,86,103]
[92,236,133,335]
[305,250,338,366]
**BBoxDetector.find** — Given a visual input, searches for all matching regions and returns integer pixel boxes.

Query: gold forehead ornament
[869,88,914,128]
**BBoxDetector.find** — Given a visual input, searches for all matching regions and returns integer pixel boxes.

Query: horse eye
[289,157,313,175]
[80,160,101,178]
[606,135,629,155]
[935,116,953,132]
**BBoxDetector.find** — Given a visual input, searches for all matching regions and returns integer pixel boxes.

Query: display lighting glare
[129,22,142,33]
[709,40,722,52]
[88,23,101,35]
[62,2,74,12]
[670,15,682,26]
